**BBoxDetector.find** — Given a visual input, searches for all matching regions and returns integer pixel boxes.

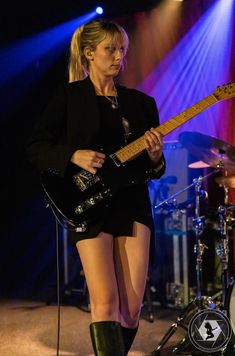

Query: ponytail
[68,26,88,82]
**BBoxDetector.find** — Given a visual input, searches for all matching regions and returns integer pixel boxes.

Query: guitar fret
[115,95,216,163]
[116,137,145,162]
[114,90,233,164]
[156,95,217,136]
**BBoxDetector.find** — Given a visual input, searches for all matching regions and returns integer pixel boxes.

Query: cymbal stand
[155,167,221,210]
[192,176,208,308]
[151,169,222,355]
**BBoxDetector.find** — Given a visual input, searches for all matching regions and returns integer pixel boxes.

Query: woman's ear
[84,47,94,61]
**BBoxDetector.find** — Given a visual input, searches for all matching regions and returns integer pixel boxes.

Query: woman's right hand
[70,149,106,174]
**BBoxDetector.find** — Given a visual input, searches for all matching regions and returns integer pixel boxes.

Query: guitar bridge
[73,170,100,191]
[75,188,111,214]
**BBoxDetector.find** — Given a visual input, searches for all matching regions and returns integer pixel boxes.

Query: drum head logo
[188,309,232,353]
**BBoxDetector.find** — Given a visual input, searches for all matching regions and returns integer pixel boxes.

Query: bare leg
[76,232,126,355]
[76,232,119,322]
[114,221,151,328]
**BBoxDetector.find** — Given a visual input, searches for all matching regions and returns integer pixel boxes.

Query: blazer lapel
[68,76,101,147]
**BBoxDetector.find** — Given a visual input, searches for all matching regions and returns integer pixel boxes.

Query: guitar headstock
[214,82,235,100]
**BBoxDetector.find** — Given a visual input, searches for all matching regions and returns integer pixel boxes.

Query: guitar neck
[115,93,218,164]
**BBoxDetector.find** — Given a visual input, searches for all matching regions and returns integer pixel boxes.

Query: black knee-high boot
[90,321,126,356]
[121,324,139,354]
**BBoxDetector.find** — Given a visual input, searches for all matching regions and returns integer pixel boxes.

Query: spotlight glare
[96,6,103,15]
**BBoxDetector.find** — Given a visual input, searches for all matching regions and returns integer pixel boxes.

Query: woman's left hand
[145,128,163,165]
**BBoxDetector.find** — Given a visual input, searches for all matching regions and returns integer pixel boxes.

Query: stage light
[138,0,234,141]
[0,9,102,113]
[96,6,104,15]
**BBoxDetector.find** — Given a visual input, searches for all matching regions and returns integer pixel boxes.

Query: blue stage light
[0,11,98,114]
[96,6,103,15]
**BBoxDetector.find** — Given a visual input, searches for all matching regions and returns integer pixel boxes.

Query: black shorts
[68,183,154,245]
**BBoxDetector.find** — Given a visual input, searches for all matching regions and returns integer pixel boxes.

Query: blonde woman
[28,19,165,355]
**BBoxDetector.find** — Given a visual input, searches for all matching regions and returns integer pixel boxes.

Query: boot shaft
[90,321,126,356]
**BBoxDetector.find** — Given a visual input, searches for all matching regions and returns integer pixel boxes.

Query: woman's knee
[91,296,120,321]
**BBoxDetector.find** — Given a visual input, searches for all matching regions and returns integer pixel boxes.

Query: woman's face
[88,34,127,78]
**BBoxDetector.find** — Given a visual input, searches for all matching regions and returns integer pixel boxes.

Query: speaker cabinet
[148,140,189,209]
[148,141,194,308]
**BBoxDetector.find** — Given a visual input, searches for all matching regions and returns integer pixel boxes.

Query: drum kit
[151,131,235,355]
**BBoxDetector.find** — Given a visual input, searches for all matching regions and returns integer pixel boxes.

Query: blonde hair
[68,19,129,82]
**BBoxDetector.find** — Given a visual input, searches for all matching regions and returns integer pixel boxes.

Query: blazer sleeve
[27,84,76,175]
[145,95,166,179]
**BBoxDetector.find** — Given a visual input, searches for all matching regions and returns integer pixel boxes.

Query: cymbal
[179,131,235,173]
[215,176,235,188]
[188,161,210,169]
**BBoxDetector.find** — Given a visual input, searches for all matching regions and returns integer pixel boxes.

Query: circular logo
[188,309,232,353]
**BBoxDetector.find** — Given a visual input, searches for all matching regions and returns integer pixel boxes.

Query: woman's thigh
[114,222,151,326]
[76,232,119,320]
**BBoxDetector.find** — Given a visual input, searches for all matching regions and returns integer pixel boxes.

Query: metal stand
[144,275,155,323]
[192,176,208,308]
[216,204,235,308]
[151,170,221,355]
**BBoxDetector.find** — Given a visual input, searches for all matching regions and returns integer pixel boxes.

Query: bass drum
[226,280,235,335]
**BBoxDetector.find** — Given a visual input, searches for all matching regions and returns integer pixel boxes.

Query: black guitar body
[41,155,132,230]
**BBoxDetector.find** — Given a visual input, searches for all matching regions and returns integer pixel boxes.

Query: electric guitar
[41,82,235,231]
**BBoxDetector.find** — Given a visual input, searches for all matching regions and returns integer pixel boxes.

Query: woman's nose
[115,49,123,60]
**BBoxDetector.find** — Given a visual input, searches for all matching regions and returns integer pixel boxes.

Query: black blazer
[27,76,165,178]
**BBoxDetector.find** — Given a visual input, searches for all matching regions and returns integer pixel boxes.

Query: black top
[96,95,126,152]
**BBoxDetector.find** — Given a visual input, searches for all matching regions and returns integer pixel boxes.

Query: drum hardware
[215,175,235,189]
[179,131,235,304]
[151,169,224,355]
[149,132,235,355]
[215,204,235,309]
[191,175,208,306]
[155,168,221,211]
[214,169,235,308]
[215,175,235,214]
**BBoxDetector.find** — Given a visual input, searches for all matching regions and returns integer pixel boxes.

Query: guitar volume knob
[89,198,95,205]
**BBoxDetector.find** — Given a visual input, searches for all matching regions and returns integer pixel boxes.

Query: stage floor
[0,299,186,356]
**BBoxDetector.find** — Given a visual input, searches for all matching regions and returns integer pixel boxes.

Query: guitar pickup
[73,170,100,191]
[75,188,111,214]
